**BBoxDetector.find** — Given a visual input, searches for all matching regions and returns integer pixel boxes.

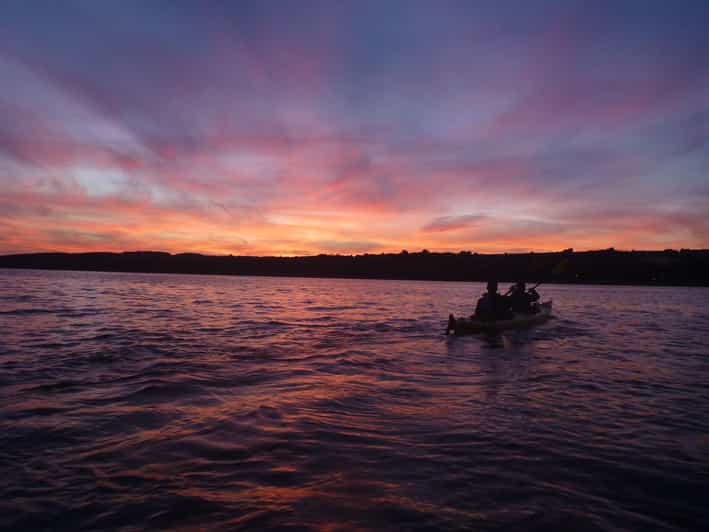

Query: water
[1,269,708,531]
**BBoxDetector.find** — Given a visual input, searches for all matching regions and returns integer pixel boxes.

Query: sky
[1,0,708,256]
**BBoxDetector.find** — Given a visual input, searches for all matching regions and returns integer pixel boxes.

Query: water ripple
[1,269,708,530]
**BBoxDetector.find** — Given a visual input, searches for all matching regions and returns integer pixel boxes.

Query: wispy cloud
[422,215,488,233]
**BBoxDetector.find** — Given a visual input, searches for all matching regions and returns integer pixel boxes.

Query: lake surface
[1,269,708,531]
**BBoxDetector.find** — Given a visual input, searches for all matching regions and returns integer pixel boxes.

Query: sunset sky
[1,0,708,256]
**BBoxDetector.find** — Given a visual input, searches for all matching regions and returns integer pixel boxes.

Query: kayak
[447,301,553,335]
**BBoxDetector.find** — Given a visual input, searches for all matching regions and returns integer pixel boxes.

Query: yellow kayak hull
[448,301,552,335]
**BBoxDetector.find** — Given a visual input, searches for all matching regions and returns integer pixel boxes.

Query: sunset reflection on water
[1,270,708,530]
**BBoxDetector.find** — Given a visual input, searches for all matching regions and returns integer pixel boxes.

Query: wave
[2,271,708,531]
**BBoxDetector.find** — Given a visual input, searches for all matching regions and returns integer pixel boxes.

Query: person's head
[515,281,526,291]
[486,280,498,294]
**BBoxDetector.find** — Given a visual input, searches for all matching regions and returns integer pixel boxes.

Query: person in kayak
[508,281,540,314]
[474,280,513,320]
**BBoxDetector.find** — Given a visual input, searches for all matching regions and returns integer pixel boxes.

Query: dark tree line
[1,249,707,286]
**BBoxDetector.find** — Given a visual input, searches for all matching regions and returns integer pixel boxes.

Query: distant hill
[1,249,708,286]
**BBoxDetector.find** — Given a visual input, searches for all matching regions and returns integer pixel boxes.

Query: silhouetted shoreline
[2,249,708,286]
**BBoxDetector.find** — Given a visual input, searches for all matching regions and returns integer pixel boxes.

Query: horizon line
[2,247,708,259]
